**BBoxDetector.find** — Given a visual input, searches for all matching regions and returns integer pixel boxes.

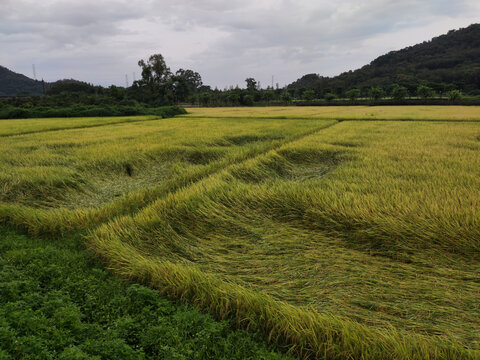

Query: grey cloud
[1,0,479,88]
[0,0,146,46]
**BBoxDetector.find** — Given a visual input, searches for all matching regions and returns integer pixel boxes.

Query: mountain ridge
[0,65,47,96]
[288,24,480,96]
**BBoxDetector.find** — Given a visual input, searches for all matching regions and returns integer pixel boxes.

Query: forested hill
[288,24,480,96]
[0,66,46,96]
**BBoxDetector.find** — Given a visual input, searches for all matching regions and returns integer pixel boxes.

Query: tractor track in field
[0,119,341,235]
[95,120,341,225]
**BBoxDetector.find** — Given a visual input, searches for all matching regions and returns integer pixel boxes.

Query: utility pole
[32,64,37,80]
[125,74,129,88]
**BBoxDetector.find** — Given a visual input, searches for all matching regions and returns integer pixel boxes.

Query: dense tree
[391,85,409,100]
[345,88,360,101]
[262,90,275,104]
[199,92,212,106]
[280,91,293,103]
[417,85,434,99]
[138,54,171,86]
[130,54,173,105]
[302,90,315,101]
[106,85,125,101]
[171,69,202,103]
[245,78,258,92]
[226,92,240,105]
[243,94,254,106]
[369,87,384,101]
[46,80,97,95]
[447,89,462,102]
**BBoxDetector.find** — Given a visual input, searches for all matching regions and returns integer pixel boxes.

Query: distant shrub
[324,92,336,102]
[1,106,31,118]
[0,105,186,119]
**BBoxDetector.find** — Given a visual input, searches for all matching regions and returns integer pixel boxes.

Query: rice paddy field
[1,106,480,359]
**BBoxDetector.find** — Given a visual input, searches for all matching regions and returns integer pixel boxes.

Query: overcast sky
[1,0,480,89]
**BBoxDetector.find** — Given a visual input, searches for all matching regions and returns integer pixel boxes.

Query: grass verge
[0,226,291,360]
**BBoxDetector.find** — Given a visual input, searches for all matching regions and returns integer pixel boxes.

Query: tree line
[2,42,480,117]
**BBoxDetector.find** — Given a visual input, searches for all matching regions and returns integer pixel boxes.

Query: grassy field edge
[0,225,292,359]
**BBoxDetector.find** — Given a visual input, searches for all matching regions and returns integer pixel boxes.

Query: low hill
[0,65,47,96]
[288,23,480,96]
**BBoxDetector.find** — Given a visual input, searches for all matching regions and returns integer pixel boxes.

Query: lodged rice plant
[1,108,480,359]
[0,115,334,234]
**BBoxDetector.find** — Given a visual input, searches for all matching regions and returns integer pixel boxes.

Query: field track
[0,116,163,137]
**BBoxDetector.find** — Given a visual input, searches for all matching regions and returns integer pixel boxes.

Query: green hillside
[0,65,45,96]
[289,24,480,96]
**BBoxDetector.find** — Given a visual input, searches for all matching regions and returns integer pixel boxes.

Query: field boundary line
[181,116,480,122]
[339,118,480,122]
[179,105,373,119]
[0,116,164,138]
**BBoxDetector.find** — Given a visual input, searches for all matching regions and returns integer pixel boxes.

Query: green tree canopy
[447,89,462,102]
[138,54,171,86]
[324,92,336,101]
[302,90,315,101]
[417,85,434,99]
[345,89,360,101]
[171,69,203,102]
[369,87,384,101]
[391,85,409,100]
[280,91,293,103]
[245,78,258,92]
[262,90,275,103]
